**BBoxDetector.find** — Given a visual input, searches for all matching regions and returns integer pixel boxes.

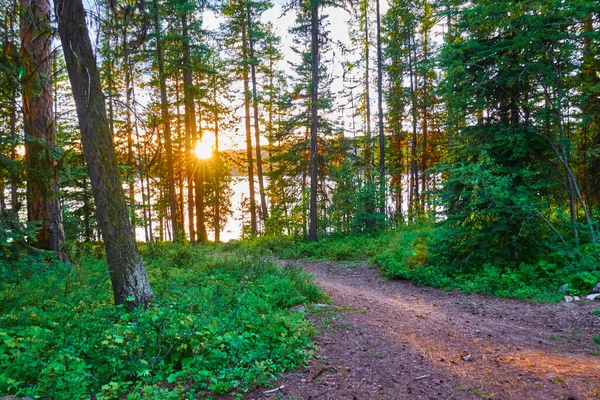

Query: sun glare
[194,140,212,159]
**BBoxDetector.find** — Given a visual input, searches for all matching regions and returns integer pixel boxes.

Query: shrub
[0,243,324,398]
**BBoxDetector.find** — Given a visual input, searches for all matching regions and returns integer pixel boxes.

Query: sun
[194,139,212,159]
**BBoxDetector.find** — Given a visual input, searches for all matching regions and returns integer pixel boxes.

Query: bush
[0,243,324,398]
[274,223,600,303]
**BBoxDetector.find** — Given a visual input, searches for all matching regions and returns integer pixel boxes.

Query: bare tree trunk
[153,0,178,242]
[421,23,429,209]
[181,10,196,242]
[376,0,385,216]
[246,3,269,221]
[123,29,135,212]
[213,83,221,242]
[55,0,153,308]
[175,73,186,238]
[407,32,419,218]
[241,19,257,235]
[195,105,207,243]
[21,0,66,260]
[0,180,5,211]
[10,92,20,214]
[308,0,319,242]
[195,161,207,243]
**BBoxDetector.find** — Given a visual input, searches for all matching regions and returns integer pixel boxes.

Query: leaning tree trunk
[21,0,66,260]
[54,0,153,308]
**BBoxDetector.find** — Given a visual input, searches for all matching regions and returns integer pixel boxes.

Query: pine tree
[435,0,597,268]
[21,0,66,259]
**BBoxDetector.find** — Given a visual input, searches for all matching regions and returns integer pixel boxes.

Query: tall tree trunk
[213,82,221,242]
[10,92,20,214]
[376,0,385,215]
[181,10,196,242]
[123,28,135,213]
[362,0,372,172]
[21,0,66,260]
[104,16,116,138]
[195,103,207,243]
[241,19,257,235]
[407,32,419,218]
[55,0,153,307]
[175,73,186,238]
[308,0,319,242]
[421,23,429,209]
[246,2,269,221]
[153,0,179,242]
[0,179,5,211]
[195,161,207,243]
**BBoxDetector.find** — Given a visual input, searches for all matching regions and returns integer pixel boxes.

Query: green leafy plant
[0,243,325,398]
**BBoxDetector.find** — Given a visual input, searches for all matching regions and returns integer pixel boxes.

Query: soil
[244,260,600,400]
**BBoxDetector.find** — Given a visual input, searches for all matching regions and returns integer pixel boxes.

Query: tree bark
[55,0,153,307]
[308,0,319,242]
[213,82,221,242]
[241,18,257,235]
[246,2,269,221]
[182,9,196,242]
[21,0,66,260]
[10,92,20,214]
[376,0,385,215]
[153,0,179,242]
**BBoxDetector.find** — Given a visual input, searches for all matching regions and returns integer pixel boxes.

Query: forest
[1,0,600,397]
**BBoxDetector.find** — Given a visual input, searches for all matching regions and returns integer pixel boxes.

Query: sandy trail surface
[244,260,600,399]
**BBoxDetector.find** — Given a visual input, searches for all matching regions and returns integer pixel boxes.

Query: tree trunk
[55,0,153,308]
[363,0,372,172]
[241,19,257,235]
[407,32,419,218]
[175,73,186,238]
[213,83,221,242]
[308,0,319,242]
[376,0,385,216]
[181,10,196,242]
[195,161,207,243]
[21,0,66,260]
[246,2,269,221]
[195,104,207,243]
[153,0,179,242]
[10,92,20,214]
[123,29,135,212]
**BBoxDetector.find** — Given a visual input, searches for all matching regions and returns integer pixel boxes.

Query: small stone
[586,293,600,301]
[462,354,472,362]
[564,296,574,303]
[574,296,580,301]
[591,282,600,294]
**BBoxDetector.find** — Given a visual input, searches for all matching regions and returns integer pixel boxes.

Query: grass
[0,242,325,398]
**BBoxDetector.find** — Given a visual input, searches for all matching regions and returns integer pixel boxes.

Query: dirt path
[245,261,600,400]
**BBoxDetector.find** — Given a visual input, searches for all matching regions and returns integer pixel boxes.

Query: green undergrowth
[0,242,324,399]
[268,225,600,302]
